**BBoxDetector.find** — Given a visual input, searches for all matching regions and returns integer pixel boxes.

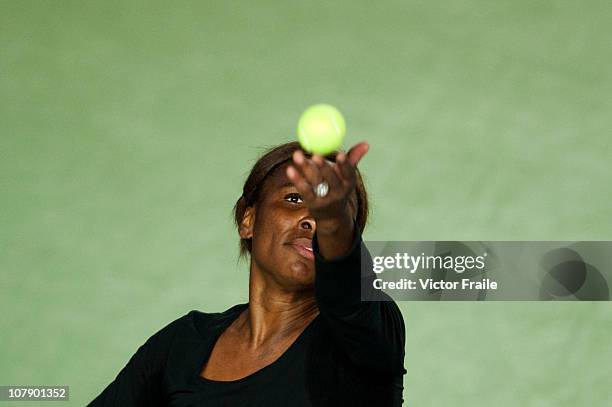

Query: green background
[1,1,610,405]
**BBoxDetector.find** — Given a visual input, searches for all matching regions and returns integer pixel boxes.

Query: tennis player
[89,141,406,406]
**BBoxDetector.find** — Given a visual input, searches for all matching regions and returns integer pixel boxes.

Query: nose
[300,217,315,231]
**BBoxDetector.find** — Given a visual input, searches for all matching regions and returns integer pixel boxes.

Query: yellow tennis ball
[297,104,346,155]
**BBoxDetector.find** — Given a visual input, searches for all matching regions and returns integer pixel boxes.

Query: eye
[284,192,303,204]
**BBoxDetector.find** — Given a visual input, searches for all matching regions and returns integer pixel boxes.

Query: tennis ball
[297,104,346,155]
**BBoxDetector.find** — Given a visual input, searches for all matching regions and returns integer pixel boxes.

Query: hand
[286,141,370,232]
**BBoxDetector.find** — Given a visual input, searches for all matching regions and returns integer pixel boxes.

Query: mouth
[290,243,314,260]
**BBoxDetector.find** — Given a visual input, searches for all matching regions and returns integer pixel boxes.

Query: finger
[346,141,370,167]
[311,154,325,168]
[312,154,345,191]
[317,157,343,192]
[333,151,349,183]
[336,150,357,186]
[336,142,368,185]
[292,150,323,186]
[332,162,347,186]
[286,165,317,202]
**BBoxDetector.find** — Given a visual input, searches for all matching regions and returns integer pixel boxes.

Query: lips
[289,237,314,260]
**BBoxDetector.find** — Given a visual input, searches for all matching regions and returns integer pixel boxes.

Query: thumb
[347,142,370,167]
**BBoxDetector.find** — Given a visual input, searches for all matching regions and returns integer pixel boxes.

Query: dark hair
[233,141,369,261]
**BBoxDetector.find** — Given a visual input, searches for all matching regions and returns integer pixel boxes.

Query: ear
[239,206,255,239]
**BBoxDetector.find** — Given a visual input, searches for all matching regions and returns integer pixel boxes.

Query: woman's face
[242,161,318,290]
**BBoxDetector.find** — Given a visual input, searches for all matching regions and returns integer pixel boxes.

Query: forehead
[259,160,359,207]
[261,161,293,195]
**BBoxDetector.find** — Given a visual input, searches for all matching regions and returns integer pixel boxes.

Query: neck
[238,267,319,347]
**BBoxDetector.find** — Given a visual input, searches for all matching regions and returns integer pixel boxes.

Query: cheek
[251,211,283,253]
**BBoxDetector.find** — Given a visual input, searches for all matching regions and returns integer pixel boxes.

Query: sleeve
[87,314,187,407]
[312,220,406,377]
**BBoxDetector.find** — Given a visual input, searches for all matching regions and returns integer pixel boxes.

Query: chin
[288,262,315,286]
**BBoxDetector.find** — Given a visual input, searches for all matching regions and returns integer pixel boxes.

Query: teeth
[305,247,313,252]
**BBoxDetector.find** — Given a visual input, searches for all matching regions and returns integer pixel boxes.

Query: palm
[286,141,369,221]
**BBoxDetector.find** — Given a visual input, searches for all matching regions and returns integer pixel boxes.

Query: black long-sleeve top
[88,222,406,406]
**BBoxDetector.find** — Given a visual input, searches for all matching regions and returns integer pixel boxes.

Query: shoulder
[159,303,248,331]
[183,303,249,338]
[149,303,248,340]
[140,303,248,359]
[140,311,194,351]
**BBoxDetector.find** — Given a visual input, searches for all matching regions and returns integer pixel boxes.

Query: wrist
[315,212,353,236]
